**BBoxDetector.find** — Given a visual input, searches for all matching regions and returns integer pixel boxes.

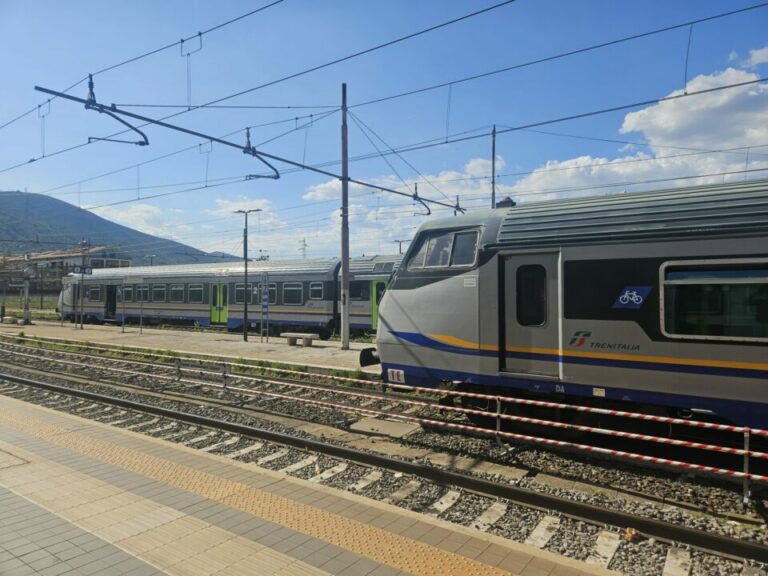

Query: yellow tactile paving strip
[0,401,512,576]
[0,441,330,576]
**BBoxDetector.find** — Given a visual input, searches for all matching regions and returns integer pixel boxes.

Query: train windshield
[407,229,479,271]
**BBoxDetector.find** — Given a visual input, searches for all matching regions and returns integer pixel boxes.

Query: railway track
[1,334,765,500]
[0,336,767,574]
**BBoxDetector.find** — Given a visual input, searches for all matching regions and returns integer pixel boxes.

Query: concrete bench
[280,332,320,347]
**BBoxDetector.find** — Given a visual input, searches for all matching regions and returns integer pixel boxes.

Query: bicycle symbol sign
[613,286,652,309]
[619,290,644,305]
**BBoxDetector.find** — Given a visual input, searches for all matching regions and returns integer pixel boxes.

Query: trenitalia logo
[569,331,592,347]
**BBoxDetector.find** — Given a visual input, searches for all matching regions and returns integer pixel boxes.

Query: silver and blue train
[59,255,401,338]
[368,179,768,429]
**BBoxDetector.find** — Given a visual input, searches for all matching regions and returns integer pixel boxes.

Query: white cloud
[464,156,505,177]
[206,196,272,217]
[92,204,174,237]
[621,67,768,150]
[303,179,340,201]
[504,63,768,203]
[744,46,768,68]
[302,179,369,201]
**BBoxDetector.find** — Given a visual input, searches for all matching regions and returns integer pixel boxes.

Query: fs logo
[570,331,591,347]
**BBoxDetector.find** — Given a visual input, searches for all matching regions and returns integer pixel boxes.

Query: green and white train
[59,255,400,338]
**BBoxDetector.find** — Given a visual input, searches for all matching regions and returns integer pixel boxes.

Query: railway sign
[73,266,93,275]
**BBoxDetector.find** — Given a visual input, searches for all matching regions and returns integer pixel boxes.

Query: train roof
[348,254,402,278]
[68,258,341,280]
[414,178,768,248]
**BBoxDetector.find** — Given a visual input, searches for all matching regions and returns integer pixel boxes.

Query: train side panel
[377,180,768,428]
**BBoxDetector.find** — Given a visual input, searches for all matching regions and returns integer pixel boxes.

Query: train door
[210,284,229,324]
[371,280,387,330]
[500,253,560,377]
[104,286,117,320]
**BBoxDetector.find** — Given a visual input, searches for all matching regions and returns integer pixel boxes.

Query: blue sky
[1,0,767,259]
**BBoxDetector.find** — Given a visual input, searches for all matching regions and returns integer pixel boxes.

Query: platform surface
[0,321,374,373]
[0,394,617,576]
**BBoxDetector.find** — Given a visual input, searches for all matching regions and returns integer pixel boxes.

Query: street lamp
[392,239,410,255]
[144,254,156,266]
[234,208,262,342]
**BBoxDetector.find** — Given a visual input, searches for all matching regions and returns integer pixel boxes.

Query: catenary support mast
[340,83,350,350]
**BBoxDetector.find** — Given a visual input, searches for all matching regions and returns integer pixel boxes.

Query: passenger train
[58,254,401,338]
[366,179,768,429]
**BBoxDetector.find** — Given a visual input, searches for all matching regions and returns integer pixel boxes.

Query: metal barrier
[1,335,765,502]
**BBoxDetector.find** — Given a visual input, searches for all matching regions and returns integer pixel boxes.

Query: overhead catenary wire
[0,1,286,135]
[103,167,768,251]
[16,163,768,258]
[346,77,768,161]
[3,0,763,187]
[113,103,338,110]
[3,1,516,178]
[350,1,768,109]
[514,127,768,157]
[17,170,768,259]
[57,122,768,217]
[6,2,764,243]
[349,110,452,202]
[61,130,767,203]
[380,142,768,190]
[348,113,419,199]
[35,85,463,212]
[42,110,337,195]
[229,77,768,182]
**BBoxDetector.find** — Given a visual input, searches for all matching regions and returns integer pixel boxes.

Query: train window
[283,282,303,305]
[451,231,479,266]
[257,283,277,304]
[309,282,323,300]
[136,285,149,303]
[407,239,429,270]
[152,284,166,303]
[88,286,102,301]
[517,265,547,326]
[662,261,768,342]
[407,229,479,270]
[424,234,452,267]
[234,283,253,304]
[169,284,185,303]
[122,285,133,302]
[189,284,204,304]
[350,281,370,301]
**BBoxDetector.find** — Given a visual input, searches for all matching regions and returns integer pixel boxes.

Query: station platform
[0,395,617,575]
[0,321,374,374]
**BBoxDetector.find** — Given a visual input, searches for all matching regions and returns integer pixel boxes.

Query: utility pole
[340,83,350,350]
[299,238,307,259]
[491,124,497,208]
[235,208,261,342]
[79,239,88,330]
[145,254,156,266]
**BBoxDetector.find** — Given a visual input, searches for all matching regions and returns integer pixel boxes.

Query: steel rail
[1,370,767,563]
[3,340,768,482]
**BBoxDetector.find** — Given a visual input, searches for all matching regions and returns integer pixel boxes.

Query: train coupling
[359,347,380,367]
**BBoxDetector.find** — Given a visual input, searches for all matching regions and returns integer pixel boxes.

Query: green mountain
[0,190,237,265]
